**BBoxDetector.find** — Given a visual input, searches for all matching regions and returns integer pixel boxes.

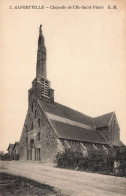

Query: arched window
[38,132,41,141]
[31,122,33,130]
[35,110,37,118]
[38,119,40,127]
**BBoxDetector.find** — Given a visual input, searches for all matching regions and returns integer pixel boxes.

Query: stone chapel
[19,25,121,162]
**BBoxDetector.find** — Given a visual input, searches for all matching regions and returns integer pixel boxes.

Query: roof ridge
[93,111,114,119]
[46,112,95,130]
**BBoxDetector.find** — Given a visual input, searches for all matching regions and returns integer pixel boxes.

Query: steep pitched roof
[38,100,94,127]
[38,100,116,145]
[50,120,108,144]
[13,142,20,150]
[7,144,14,151]
[93,112,114,128]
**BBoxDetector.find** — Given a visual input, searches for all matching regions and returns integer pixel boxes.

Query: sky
[0,0,126,152]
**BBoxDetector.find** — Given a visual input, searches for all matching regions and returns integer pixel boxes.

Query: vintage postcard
[0,0,126,195]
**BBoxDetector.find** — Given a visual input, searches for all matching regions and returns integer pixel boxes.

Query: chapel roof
[38,100,115,145]
[50,120,108,144]
[38,100,94,127]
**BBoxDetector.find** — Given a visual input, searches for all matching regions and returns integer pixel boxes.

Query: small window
[38,119,40,127]
[38,132,41,141]
[113,119,116,126]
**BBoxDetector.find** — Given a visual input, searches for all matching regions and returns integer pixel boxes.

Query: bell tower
[28,25,54,104]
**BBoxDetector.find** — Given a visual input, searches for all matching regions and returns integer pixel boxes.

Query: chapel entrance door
[36,148,41,161]
[30,139,35,161]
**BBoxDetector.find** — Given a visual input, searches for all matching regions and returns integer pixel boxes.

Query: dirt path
[0,161,126,196]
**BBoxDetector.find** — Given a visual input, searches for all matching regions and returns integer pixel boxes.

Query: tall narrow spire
[29,25,54,104]
[36,25,46,78]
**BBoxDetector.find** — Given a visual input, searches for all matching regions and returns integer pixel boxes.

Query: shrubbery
[0,153,19,161]
[1,153,11,161]
[56,146,126,177]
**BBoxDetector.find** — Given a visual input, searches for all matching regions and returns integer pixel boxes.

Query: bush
[2,153,11,161]
[56,147,126,177]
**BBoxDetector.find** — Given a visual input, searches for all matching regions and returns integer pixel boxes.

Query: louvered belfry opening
[40,77,49,97]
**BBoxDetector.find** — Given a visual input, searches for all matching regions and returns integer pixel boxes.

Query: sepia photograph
[0,0,126,195]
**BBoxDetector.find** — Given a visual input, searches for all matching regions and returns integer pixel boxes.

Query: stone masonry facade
[19,100,63,162]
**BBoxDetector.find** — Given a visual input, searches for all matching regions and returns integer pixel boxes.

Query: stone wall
[19,100,62,163]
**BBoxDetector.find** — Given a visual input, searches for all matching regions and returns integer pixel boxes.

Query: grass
[0,173,68,196]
